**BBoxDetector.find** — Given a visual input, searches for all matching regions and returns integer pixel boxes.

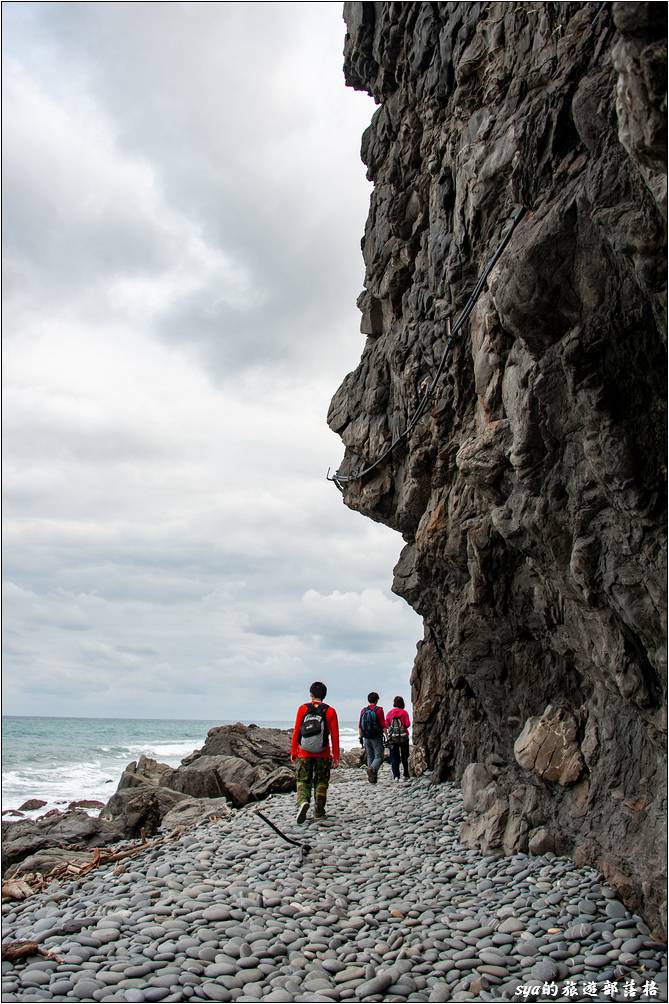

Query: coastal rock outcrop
[181,722,291,767]
[101,783,188,839]
[330,2,666,934]
[101,724,295,836]
[2,812,122,878]
[3,725,296,875]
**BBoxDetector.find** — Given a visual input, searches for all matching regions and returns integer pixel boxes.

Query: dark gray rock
[2,812,122,876]
[116,755,173,791]
[159,797,234,832]
[161,755,260,806]
[330,0,667,938]
[181,722,291,768]
[101,784,187,838]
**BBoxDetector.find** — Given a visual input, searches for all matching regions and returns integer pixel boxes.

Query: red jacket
[291,702,340,760]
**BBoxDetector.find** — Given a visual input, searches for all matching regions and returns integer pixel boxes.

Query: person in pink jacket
[385,696,411,781]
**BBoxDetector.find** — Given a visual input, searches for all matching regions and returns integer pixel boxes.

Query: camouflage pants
[295,758,331,816]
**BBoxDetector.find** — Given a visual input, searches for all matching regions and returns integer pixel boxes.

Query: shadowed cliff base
[329,1,667,936]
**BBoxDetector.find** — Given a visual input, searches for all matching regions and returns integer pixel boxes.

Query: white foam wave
[122,741,200,759]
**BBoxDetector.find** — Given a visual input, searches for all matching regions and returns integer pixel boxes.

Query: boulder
[101,785,187,838]
[67,799,105,811]
[514,705,585,786]
[162,755,260,807]
[182,722,291,769]
[461,763,494,812]
[409,745,428,778]
[529,827,557,855]
[18,799,47,811]
[5,848,95,879]
[340,747,366,769]
[160,797,233,832]
[249,766,295,800]
[117,755,172,791]
[2,812,122,875]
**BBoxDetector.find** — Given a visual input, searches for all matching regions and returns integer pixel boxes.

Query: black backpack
[299,703,329,753]
[360,706,381,738]
[387,715,408,745]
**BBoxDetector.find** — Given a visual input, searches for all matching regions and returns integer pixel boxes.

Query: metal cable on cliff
[327,205,527,491]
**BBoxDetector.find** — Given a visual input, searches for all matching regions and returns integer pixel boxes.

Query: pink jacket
[385,707,411,731]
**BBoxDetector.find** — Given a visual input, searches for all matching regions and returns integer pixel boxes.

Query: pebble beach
[2,771,667,1004]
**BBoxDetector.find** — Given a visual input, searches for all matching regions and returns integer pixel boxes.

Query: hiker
[386,696,411,781]
[291,681,340,823]
[359,691,386,784]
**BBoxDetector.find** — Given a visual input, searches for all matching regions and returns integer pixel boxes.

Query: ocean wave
[2,719,363,813]
[122,741,201,758]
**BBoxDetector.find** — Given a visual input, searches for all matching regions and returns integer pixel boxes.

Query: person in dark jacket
[358,691,385,784]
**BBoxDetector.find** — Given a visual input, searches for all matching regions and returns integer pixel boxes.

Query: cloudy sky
[2,2,421,722]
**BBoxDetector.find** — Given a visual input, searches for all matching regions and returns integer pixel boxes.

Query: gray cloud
[3,2,374,376]
[2,3,422,722]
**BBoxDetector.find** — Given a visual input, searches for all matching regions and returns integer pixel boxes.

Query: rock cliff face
[329,2,667,934]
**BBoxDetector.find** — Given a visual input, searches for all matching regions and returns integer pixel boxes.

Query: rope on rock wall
[327,205,527,491]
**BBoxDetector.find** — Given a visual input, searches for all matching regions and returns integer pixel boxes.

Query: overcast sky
[2,2,421,722]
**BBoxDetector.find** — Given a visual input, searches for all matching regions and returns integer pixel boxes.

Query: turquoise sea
[1,716,359,816]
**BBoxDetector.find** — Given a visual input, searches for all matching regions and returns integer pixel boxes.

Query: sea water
[1,716,360,817]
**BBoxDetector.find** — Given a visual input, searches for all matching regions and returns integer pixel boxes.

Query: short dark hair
[368,691,379,704]
[393,696,405,709]
[310,681,327,700]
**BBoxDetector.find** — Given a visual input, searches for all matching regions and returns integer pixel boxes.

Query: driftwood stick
[1,941,65,963]
[3,833,173,905]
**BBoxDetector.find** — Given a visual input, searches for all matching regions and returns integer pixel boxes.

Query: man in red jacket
[291,681,340,823]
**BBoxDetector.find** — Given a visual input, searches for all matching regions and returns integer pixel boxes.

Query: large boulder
[248,766,295,801]
[160,797,234,832]
[340,747,366,769]
[514,705,586,786]
[162,755,260,807]
[2,812,122,876]
[5,848,94,879]
[117,755,173,790]
[101,785,187,838]
[182,722,291,769]
[102,724,298,837]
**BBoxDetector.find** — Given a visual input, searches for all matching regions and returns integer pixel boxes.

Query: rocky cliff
[328,2,667,935]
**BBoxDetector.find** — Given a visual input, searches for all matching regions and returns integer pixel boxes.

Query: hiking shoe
[366,768,375,784]
[314,811,326,819]
[296,802,309,823]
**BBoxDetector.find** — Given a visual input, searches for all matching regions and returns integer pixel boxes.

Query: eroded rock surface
[330,1,666,934]
[2,812,122,877]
